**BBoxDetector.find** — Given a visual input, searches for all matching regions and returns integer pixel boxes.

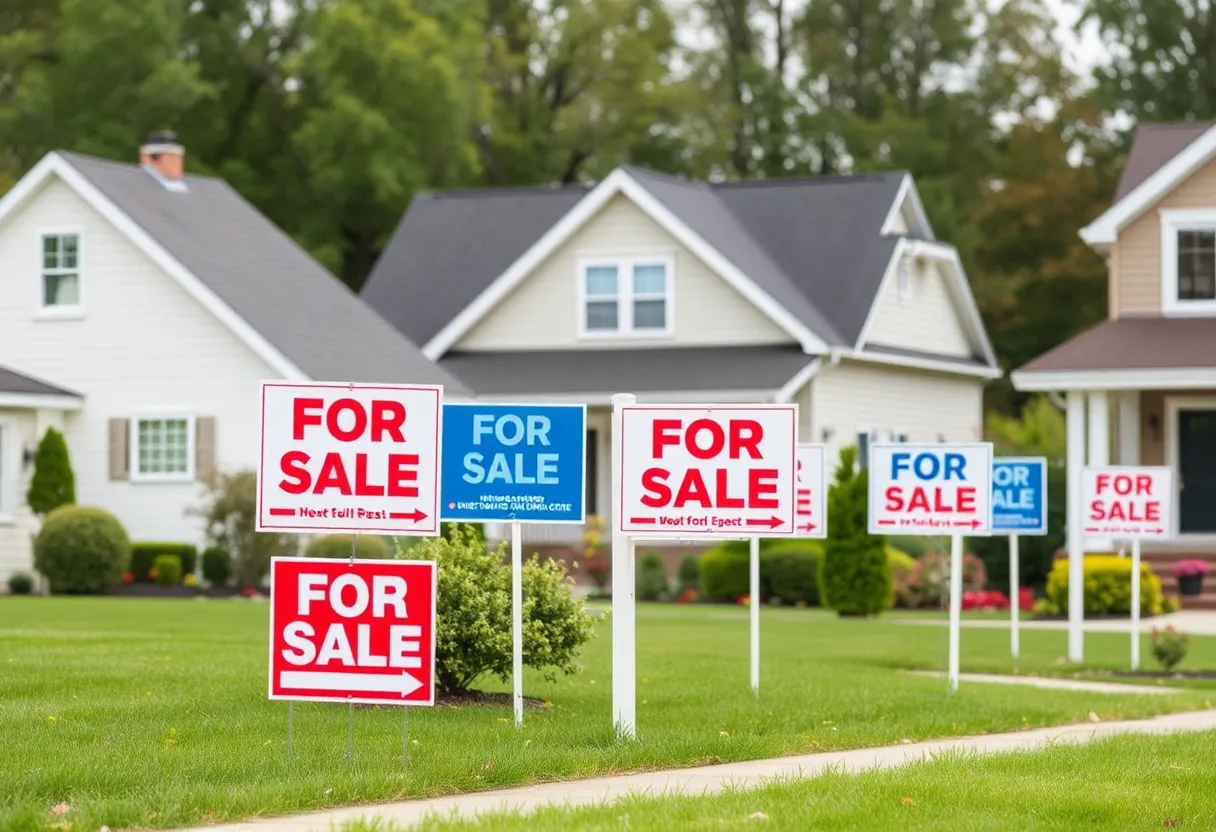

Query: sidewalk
[894,611,1216,636]
[175,709,1216,832]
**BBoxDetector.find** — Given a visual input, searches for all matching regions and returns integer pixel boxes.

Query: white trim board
[1080,125,1216,246]
[1159,208,1216,316]
[471,388,785,405]
[0,152,309,381]
[881,174,936,241]
[420,167,830,360]
[0,393,83,410]
[1163,396,1216,538]
[1012,366,1216,392]
[851,238,998,369]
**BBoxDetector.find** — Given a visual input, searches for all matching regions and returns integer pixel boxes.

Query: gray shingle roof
[438,346,814,395]
[1115,122,1215,201]
[0,365,82,397]
[58,152,468,393]
[361,167,908,351]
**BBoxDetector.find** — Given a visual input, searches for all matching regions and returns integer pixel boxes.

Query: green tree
[26,427,75,517]
[819,446,891,616]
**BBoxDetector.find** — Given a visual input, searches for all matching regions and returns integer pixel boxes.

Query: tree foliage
[819,446,892,617]
[26,427,75,517]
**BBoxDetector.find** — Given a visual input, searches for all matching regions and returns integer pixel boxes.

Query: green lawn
[396,730,1216,831]
[2,598,1213,832]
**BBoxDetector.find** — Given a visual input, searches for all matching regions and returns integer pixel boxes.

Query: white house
[0,133,465,585]
[361,165,1001,547]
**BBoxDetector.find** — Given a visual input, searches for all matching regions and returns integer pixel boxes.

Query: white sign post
[613,399,798,733]
[869,443,994,693]
[1080,466,1173,670]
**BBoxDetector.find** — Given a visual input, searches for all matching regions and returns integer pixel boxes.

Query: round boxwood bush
[305,534,390,560]
[201,546,232,586]
[700,544,750,600]
[677,555,700,593]
[34,506,130,594]
[152,554,183,587]
[761,541,823,606]
[636,551,668,601]
[8,572,34,595]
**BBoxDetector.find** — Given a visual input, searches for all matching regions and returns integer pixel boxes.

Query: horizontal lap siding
[863,259,974,358]
[456,195,793,351]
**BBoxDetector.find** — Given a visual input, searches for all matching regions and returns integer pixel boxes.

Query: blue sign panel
[440,403,587,524]
[992,457,1047,535]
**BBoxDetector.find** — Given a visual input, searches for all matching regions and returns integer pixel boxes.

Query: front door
[1178,410,1216,533]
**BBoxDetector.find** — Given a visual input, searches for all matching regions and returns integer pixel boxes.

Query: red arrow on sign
[953,518,983,529]
[629,517,657,524]
[388,510,428,523]
[746,516,785,529]
[798,522,817,533]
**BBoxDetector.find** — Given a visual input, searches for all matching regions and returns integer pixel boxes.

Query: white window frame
[129,414,195,483]
[897,257,915,305]
[0,416,15,523]
[1160,209,1216,316]
[576,253,675,339]
[36,227,85,319]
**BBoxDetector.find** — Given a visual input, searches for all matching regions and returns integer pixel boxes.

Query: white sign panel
[618,404,797,536]
[257,381,443,535]
[1081,466,1172,538]
[868,443,994,535]
[794,444,827,538]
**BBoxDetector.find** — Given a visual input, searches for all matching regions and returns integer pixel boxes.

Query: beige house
[364,165,1000,547]
[1012,121,1216,606]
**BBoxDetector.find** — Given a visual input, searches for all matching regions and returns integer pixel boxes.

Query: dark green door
[1178,410,1216,533]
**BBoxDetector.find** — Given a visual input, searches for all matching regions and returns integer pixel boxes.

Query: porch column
[1086,391,1112,551]
[1117,392,1140,465]
[1065,390,1086,662]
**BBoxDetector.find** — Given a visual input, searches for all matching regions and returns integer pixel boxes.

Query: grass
[1,598,1214,831]
[386,730,1216,831]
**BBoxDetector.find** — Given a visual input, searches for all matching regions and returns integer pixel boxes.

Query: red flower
[677,588,699,604]
[121,570,135,584]
[242,587,257,597]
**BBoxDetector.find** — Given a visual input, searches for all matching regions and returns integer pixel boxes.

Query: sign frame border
[793,442,828,540]
[255,380,445,536]
[616,402,800,538]
[266,555,439,707]
[866,441,995,536]
[991,455,1049,537]
[1080,464,1174,540]
[438,401,589,525]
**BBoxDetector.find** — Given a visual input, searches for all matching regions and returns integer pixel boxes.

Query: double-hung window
[131,416,195,482]
[1161,210,1216,314]
[579,255,674,337]
[40,232,82,312]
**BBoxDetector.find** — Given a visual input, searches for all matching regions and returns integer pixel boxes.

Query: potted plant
[1171,560,1211,597]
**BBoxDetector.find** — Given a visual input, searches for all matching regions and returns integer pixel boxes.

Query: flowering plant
[241,586,258,598]
[581,515,611,591]
[121,570,135,585]
[676,587,699,604]
[183,573,200,587]
[1171,559,1211,578]
[1151,625,1189,671]
[961,590,1010,611]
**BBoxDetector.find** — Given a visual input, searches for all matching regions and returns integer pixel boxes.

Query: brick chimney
[139,130,184,181]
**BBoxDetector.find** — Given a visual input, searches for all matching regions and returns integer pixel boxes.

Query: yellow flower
[46,715,56,723]
[719,731,730,739]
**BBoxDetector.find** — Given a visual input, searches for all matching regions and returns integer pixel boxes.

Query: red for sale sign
[618,404,797,535]
[268,557,436,706]
[1081,466,1173,538]
[257,381,442,535]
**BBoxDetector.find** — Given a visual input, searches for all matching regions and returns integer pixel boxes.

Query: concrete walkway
[176,709,1216,832]
[892,610,1216,635]
[903,670,1184,695]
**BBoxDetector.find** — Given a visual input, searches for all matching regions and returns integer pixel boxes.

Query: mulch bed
[106,585,268,599]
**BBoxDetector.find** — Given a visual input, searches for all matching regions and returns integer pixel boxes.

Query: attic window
[1160,209,1216,315]
[578,255,674,338]
[40,232,82,314]
[897,259,914,304]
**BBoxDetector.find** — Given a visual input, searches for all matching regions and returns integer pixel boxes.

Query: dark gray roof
[362,167,909,350]
[863,343,990,368]
[58,152,468,393]
[1115,122,1214,200]
[0,366,82,397]
[438,346,815,395]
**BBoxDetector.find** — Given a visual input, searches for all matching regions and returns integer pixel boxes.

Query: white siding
[457,195,793,350]
[0,176,280,576]
[811,359,984,466]
[0,409,37,585]
[862,256,974,358]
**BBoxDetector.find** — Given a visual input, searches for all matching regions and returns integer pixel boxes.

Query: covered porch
[1012,317,1216,606]
[439,345,818,548]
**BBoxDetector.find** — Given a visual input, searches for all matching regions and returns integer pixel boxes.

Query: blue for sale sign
[440,404,587,524]
[991,457,1047,535]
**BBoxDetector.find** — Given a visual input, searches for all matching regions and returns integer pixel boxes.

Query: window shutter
[108,418,129,480]
[195,417,216,481]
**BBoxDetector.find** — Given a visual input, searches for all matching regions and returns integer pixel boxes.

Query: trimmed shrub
[8,572,34,595]
[201,547,232,586]
[305,534,391,560]
[894,552,988,608]
[887,547,915,574]
[677,555,700,594]
[1151,626,1188,671]
[400,524,595,695]
[34,506,130,594]
[1041,555,1164,615]
[442,522,485,544]
[761,541,822,606]
[636,552,668,601]
[700,545,749,600]
[888,535,931,557]
[130,542,198,582]
[819,446,891,616]
[26,427,75,517]
[151,555,183,587]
